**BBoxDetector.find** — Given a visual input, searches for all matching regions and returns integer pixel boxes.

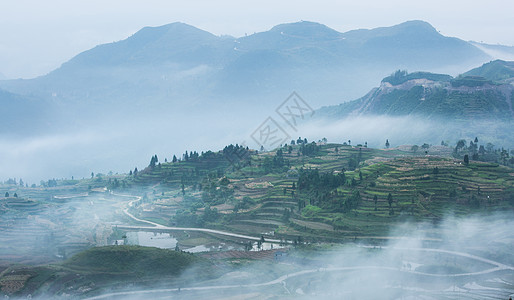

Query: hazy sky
[1,0,513,79]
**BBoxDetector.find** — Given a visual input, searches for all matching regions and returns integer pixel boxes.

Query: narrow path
[360,245,514,271]
[113,193,284,243]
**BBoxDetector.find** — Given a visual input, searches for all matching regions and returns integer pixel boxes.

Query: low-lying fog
[84,214,514,299]
[1,111,511,184]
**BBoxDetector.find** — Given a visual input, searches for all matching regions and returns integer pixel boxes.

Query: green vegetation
[0,246,214,298]
[317,61,514,122]
[0,139,512,299]
[87,140,512,241]
[463,59,514,82]
[64,245,201,275]
[382,70,452,85]
[450,75,495,87]
[2,138,512,245]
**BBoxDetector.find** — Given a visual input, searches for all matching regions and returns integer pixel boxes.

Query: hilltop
[0,246,212,298]
[317,62,514,121]
[120,141,513,239]
[64,245,201,275]
[463,59,514,82]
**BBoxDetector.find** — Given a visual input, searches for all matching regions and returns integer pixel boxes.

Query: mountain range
[1,20,513,182]
[0,20,503,136]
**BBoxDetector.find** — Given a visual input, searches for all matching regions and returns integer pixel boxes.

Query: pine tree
[149,155,157,168]
[387,193,393,208]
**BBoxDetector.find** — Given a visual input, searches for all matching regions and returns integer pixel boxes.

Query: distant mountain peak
[377,20,438,36]
[396,20,436,30]
[129,21,216,44]
[269,21,341,39]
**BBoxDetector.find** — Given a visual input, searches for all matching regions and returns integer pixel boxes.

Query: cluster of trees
[223,144,250,161]
[223,144,252,172]
[286,137,321,156]
[262,149,289,173]
[183,151,200,162]
[3,178,27,187]
[347,148,364,170]
[453,137,513,166]
[144,147,237,175]
[40,179,58,187]
[298,168,346,191]
[107,178,125,189]
[173,206,220,227]
[149,154,159,168]
[202,176,233,205]
[410,143,430,153]
[297,168,361,213]
[291,137,309,145]
[299,142,321,156]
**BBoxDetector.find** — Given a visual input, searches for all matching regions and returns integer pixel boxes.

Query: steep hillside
[317,66,514,121]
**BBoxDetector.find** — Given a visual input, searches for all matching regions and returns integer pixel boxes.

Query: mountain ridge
[0,20,492,104]
[0,19,499,138]
[317,63,514,120]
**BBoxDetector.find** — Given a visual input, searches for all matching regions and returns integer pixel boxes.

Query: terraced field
[1,143,512,261]
[0,191,128,264]
[112,143,513,243]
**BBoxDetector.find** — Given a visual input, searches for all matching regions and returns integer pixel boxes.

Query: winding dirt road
[83,193,514,300]
[83,251,514,300]
[114,193,284,243]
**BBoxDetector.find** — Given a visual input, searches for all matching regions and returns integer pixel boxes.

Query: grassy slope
[463,59,514,82]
